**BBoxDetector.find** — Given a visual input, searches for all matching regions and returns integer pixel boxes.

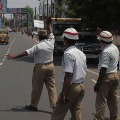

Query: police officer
[51,28,87,120]
[94,31,120,120]
[6,17,57,111]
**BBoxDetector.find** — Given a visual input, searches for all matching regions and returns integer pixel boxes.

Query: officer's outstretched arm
[46,17,52,35]
[6,51,28,59]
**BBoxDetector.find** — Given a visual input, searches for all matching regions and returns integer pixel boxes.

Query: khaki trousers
[51,83,85,120]
[95,73,120,120]
[31,63,57,108]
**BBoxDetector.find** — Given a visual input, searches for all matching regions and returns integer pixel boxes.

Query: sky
[5,0,52,18]
[7,0,52,8]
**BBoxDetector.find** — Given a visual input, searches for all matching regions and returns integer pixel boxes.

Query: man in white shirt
[51,28,87,120]
[94,31,120,120]
[6,17,57,111]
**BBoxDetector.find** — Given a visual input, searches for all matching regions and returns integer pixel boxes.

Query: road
[0,32,120,120]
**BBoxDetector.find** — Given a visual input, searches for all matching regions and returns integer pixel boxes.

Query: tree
[57,0,120,31]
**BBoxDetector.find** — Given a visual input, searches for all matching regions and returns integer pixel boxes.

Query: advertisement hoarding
[0,0,7,13]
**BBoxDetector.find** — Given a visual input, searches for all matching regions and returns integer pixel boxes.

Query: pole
[38,0,41,19]
[27,13,28,33]
[35,7,36,19]
[39,5,40,19]
[51,0,52,17]
[43,1,45,20]
[47,0,48,18]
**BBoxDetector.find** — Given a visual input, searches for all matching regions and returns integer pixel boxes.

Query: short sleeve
[26,44,38,55]
[100,52,111,68]
[63,53,75,73]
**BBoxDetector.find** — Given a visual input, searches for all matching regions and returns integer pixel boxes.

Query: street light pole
[43,0,45,20]
[51,0,52,17]
[38,0,41,19]
[47,0,48,18]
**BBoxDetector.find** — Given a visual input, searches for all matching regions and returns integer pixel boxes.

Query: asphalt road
[0,32,120,120]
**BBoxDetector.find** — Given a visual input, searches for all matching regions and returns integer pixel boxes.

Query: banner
[0,0,7,13]
[34,20,44,28]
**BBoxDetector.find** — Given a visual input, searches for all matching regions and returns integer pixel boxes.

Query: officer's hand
[60,95,66,104]
[6,54,15,59]
[60,94,70,104]
[94,83,100,93]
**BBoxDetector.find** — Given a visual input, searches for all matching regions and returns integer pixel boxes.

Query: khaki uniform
[51,83,85,120]
[26,33,57,108]
[95,73,119,120]
[95,43,120,120]
[51,46,87,120]
[31,63,57,108]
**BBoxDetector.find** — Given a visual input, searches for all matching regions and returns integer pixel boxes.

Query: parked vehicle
[6,27,12,32]
[0,30,9,45]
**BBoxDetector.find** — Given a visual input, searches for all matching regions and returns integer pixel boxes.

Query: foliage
[57,0,120,31]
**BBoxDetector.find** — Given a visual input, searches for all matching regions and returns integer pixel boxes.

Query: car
[75,31,100,60]
[0,29,9,45]
[6,27,12,32]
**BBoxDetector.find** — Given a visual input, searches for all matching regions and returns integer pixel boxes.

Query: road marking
[87,69,99,75]
[0,36,16,69]
[33,37,39,43]
[91,79,97,83]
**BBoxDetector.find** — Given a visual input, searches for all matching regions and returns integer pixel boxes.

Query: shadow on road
[14,56,34,63]
[11,55,98,69]
[0,106,52,114]
[92,113,110,120]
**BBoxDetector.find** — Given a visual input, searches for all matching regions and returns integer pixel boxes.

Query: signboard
[34,20,44,28]
[7,8,33,14]
[7,8,33,29]
[7,8,22,14]
[0,0,7,13]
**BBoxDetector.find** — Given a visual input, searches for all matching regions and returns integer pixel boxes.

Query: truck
[51,18,82,54]
[51,18,100,60]
[75,31,100,60]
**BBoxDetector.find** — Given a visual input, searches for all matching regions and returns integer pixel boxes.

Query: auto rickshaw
[0,30,9,45]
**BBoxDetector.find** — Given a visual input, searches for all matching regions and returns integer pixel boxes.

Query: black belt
[72,82,83,85]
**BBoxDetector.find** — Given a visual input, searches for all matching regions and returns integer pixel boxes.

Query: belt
[72,82,83,85]
[36,61,53,65]
[106,72,117,75]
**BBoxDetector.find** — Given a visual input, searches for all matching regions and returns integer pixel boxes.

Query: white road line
[0,62,3,66]
[91,79,97,83]
[33,38,39,43]
[0,36,16,69]
[87,69,99,75]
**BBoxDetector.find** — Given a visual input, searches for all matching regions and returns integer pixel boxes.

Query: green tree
[57,0,120,30]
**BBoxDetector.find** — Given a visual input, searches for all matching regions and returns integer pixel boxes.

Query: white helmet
[98,31,113,42]
[62,28,79,40]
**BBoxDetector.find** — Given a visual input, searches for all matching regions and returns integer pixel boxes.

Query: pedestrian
[21,27,24,34]
[51,28,87,120]
[94,31,120,120]
[6,17,57,111]
[31,30,34,39]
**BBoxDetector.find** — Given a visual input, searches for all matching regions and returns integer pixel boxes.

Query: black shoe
[25,105,38,111]
[52,106,56,110]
